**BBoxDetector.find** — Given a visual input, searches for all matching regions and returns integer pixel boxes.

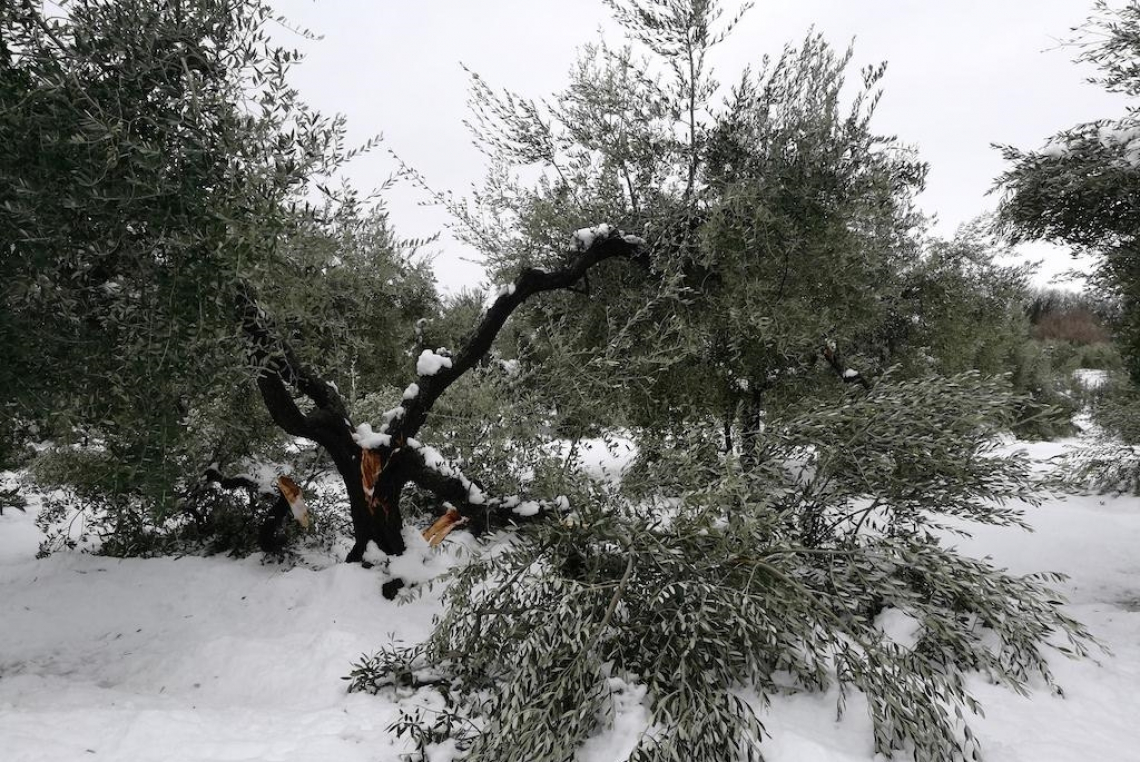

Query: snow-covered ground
[2,436,1139,762]
[1073,368,1110,391]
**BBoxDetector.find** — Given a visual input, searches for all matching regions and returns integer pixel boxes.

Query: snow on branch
[353,423,391,450]
[573,223,614,249]
[405,438,486,506]
[416,349,453,377]
[385,224,647,444]
[402,440,570,525]
[822,340,870,389]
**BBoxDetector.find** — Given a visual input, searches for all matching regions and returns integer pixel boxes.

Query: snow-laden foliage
[0,0,436,524]
[997,0,1140,484]
[24,442,347,560]
[1059,372,1140,493]
[351,373,1097,762]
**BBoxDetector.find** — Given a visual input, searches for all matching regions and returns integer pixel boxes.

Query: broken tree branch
[822,340,871,390]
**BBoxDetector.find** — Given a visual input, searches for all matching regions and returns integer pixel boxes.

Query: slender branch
[400,446,486,510]
[400,446,555,526]
[462,540,554,651]
[822,341,871,389]
[254,367,316,440]
[587,550,635,653]
[684,35,699,202]
[203,467,262,495]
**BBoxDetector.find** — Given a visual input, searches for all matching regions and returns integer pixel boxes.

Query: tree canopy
[997,0,1140,377]
[0,0,434,505]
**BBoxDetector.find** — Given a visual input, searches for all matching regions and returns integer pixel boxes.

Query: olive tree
[0,0,434,548]
[996,0,1140,378]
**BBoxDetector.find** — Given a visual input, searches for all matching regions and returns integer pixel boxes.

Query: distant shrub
[1026,289,1119,332]
[1006,342,1079,440]
[1058,372,1140,493]
[1032,308,1110,344]
[1072,341,1123,371]
[33,490,182,559]
[27,445,343,560]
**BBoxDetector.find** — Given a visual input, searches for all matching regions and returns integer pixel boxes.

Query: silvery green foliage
[996,1,1140,382]
[455,0,943,448]
[353,372,1096,761]
[0,0,435,526]
[1059,439,1140,496]
[1060,373,1140,493]
[1,0,330,483]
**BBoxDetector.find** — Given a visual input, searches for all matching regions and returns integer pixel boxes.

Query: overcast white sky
[273,0,1128,292]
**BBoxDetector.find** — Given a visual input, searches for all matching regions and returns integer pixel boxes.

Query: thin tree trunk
[722,403,735,454]
[740,389,764,471]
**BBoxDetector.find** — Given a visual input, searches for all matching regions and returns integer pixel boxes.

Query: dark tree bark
[240,228,646,595]
[740,387,766,471]
[722,409,734,454]
[734,343,870,472]
[822,341,870,389]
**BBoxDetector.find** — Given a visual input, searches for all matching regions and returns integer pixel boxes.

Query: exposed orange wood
[277,475,310,529]
[360,449,383,516]
[422,508,467,547]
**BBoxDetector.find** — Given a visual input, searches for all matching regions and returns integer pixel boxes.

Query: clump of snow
[843,368,860,379]
[235,461,284,494]
[387,525,460,587]
[572,223,614,250]
[417,349,453,377]
[496,283,517,298]
[1038,137,1071,158]
[362,539,387,566]
[874,607,922,650]
[402,383,420,401]
[577,676,656,762]
[353,423,391,449]
[424,738,465,762]
[621,234,646,246]
[513,500,541,517]
[283,437,313,456]
[380,405,405,427]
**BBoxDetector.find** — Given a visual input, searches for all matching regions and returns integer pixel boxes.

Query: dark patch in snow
[1115,595,1140,612]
